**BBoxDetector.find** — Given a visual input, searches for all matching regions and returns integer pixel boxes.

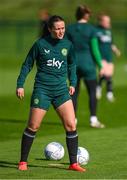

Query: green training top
[96,25,113,62]
[17,35,77,91]
[66,22,102,70]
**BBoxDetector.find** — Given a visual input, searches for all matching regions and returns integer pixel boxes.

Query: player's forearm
[17,64,31,88]
[17,42,39,88]
[91,38,103,69]
[17,55,35,88]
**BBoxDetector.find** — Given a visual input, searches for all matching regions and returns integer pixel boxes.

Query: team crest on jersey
[61,48,67,56]
[34,98,39,105]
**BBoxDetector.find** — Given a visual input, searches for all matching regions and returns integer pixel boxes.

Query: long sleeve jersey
[66,23,103,69]
[96,25,113,62]
[17,35,77,91]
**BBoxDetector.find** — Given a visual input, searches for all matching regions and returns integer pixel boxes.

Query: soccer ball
[44,142,65,160]
[77,147,89,165]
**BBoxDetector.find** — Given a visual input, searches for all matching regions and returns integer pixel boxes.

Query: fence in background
[0,20,127,56]
[0,20,38,56]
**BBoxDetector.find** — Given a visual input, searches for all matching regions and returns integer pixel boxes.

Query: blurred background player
[16,15,85,172]
[38,9,51,38]
[66,5,105,128]
[96,14,121,102]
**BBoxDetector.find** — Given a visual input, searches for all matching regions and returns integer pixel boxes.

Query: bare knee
[28,122,40,132]
[65,121,76,132]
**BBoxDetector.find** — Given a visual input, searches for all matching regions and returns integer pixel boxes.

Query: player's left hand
[115,49,121,57]
[69,86,75,95]
[112,44,121,57]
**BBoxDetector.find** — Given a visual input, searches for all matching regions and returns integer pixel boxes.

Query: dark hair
[76,5,91,20]
[47,15,64,29]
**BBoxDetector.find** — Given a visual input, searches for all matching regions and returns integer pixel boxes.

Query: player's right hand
[16,88,24,99]
[99,67,105,77]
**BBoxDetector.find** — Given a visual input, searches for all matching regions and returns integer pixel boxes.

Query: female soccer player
[16,15,85,172]
[96,14,121,102]
[66,5,105,128]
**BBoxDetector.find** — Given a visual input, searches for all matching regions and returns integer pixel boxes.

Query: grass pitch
[0,0,127,178]
[0,56,127,179]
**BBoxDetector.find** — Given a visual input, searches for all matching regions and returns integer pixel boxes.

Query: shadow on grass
[0,160,17,169]
[35,158,69,165]
[0,119,25,124]
[0,119,61,126]
[0,160,67,170]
